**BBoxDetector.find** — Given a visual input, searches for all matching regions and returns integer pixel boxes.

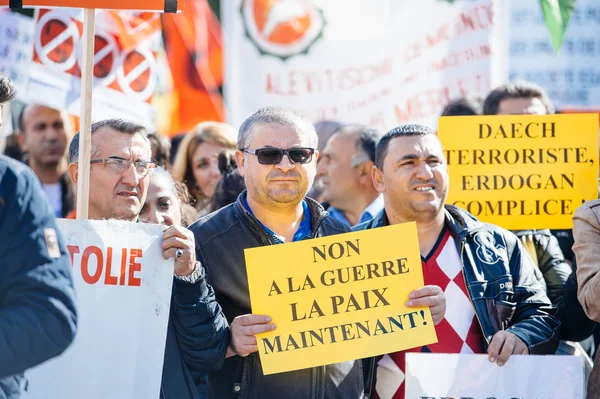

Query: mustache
[411,178,436,186]
[268,170,301,179]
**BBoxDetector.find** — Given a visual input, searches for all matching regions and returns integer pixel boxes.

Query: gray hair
[334,124,382,167]
[68,118,149,164]
[237,106,318,150]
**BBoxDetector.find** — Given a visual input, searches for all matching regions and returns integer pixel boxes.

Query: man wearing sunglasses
[67,119,229,399]
[189,107,445,399]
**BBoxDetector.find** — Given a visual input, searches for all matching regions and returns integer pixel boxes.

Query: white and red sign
[24,8,161,124]
[223,0,506,131]
[23,219,173,399]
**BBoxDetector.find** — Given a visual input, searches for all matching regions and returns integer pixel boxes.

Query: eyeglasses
[242,147,315,165]
[89,158,156,176]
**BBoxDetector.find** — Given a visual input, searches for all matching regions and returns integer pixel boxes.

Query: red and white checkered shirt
[375,226,485,399]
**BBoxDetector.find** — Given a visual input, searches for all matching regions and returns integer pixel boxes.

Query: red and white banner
[222,0,506,131]
[23,219,173,399]
[24,8,161,125]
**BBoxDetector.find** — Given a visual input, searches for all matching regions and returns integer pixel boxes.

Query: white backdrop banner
[23,219,173,399]
[508,0,600,111]
[223,0,505,131]
[405,353,585,399]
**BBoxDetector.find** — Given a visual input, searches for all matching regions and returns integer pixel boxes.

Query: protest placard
[405,353,584,398]
[22,219,173,399]
[0,0,183,12]
[438,114,599,230]
[245,222,437,375]
[0,11,34,94]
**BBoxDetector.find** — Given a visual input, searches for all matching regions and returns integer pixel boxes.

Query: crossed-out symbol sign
[35,10,79,72]
[117,47,156,101]
[34,9,157,101]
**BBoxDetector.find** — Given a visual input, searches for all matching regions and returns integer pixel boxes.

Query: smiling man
[189,107,444,399]
[354,124,559,399]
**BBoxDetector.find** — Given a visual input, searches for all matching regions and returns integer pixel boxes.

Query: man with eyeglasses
[189,106,445,399]
[317,125,384,227]
[67,119,229,399]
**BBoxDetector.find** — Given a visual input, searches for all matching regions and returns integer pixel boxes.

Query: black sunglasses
[242,147,315,165]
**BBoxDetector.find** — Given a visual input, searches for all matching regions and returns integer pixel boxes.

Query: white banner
[508,0,600,111]
[0,11,35,95]
[23,219,173,399]
[405,353,585,399]
[223,0,505,131]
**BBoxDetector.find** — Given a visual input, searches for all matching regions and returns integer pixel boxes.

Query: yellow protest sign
[438,114,599,230]
[245,222,437,375]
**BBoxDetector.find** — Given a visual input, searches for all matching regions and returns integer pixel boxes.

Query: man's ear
[234,150,246,177]
[359,161,374,182]
[67,163,79,188]
[15,132,26,151]
[372,165,386,193]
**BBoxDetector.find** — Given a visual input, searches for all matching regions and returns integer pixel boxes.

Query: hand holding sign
[230,314,277,357]
[161,225,196,276]
[245,222,439,375]
[487,331,529,366]
[406,285,446,325]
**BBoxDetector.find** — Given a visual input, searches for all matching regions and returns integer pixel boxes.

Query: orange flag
[161,0,224,136]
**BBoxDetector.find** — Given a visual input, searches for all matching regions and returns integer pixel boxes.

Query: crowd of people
[1,70,600,399]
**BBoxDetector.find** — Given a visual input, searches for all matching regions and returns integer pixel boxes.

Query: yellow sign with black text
[438,114,599,229]
[245,222,437,375]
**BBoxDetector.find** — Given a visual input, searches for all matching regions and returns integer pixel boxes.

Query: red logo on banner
[32,9,159,102]
[241,0,325,60]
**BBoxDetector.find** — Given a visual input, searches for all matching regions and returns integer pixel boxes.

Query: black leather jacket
[189,192,368,399]
[355,205,560,354]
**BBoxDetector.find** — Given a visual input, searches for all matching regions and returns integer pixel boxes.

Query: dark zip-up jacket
[0,156,77,398]
[355,205,560,354]
[189,192,369,399]
[161,273,230,399]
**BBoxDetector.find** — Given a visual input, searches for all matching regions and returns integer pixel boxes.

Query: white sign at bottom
[23,219,173,399]
[405,353,584,399]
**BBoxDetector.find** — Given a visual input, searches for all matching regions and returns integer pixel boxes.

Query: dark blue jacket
[189,192,369,399]
[355,205,560,353]
[162,270,230,399]
[0,156,77,398]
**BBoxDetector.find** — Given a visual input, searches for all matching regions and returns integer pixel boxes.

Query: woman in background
[171,122,236,214]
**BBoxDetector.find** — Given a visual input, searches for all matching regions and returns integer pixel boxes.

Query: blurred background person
[307,120,344,202]
[147,131,172,169]
[172,122,236,214]
[317,124,383,226]
[440,94,483,116]
[16,103,74,217]
[142,166,198,227]
[208,151,245,213]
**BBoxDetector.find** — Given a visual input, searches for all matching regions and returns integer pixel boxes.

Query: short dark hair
[147,131,171,168]
[441,95,483,116]
[483,81,554,115]
[0,74,16,105]
[375,124,435,170]
[68,118,148,164]
[209,151,246,212]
